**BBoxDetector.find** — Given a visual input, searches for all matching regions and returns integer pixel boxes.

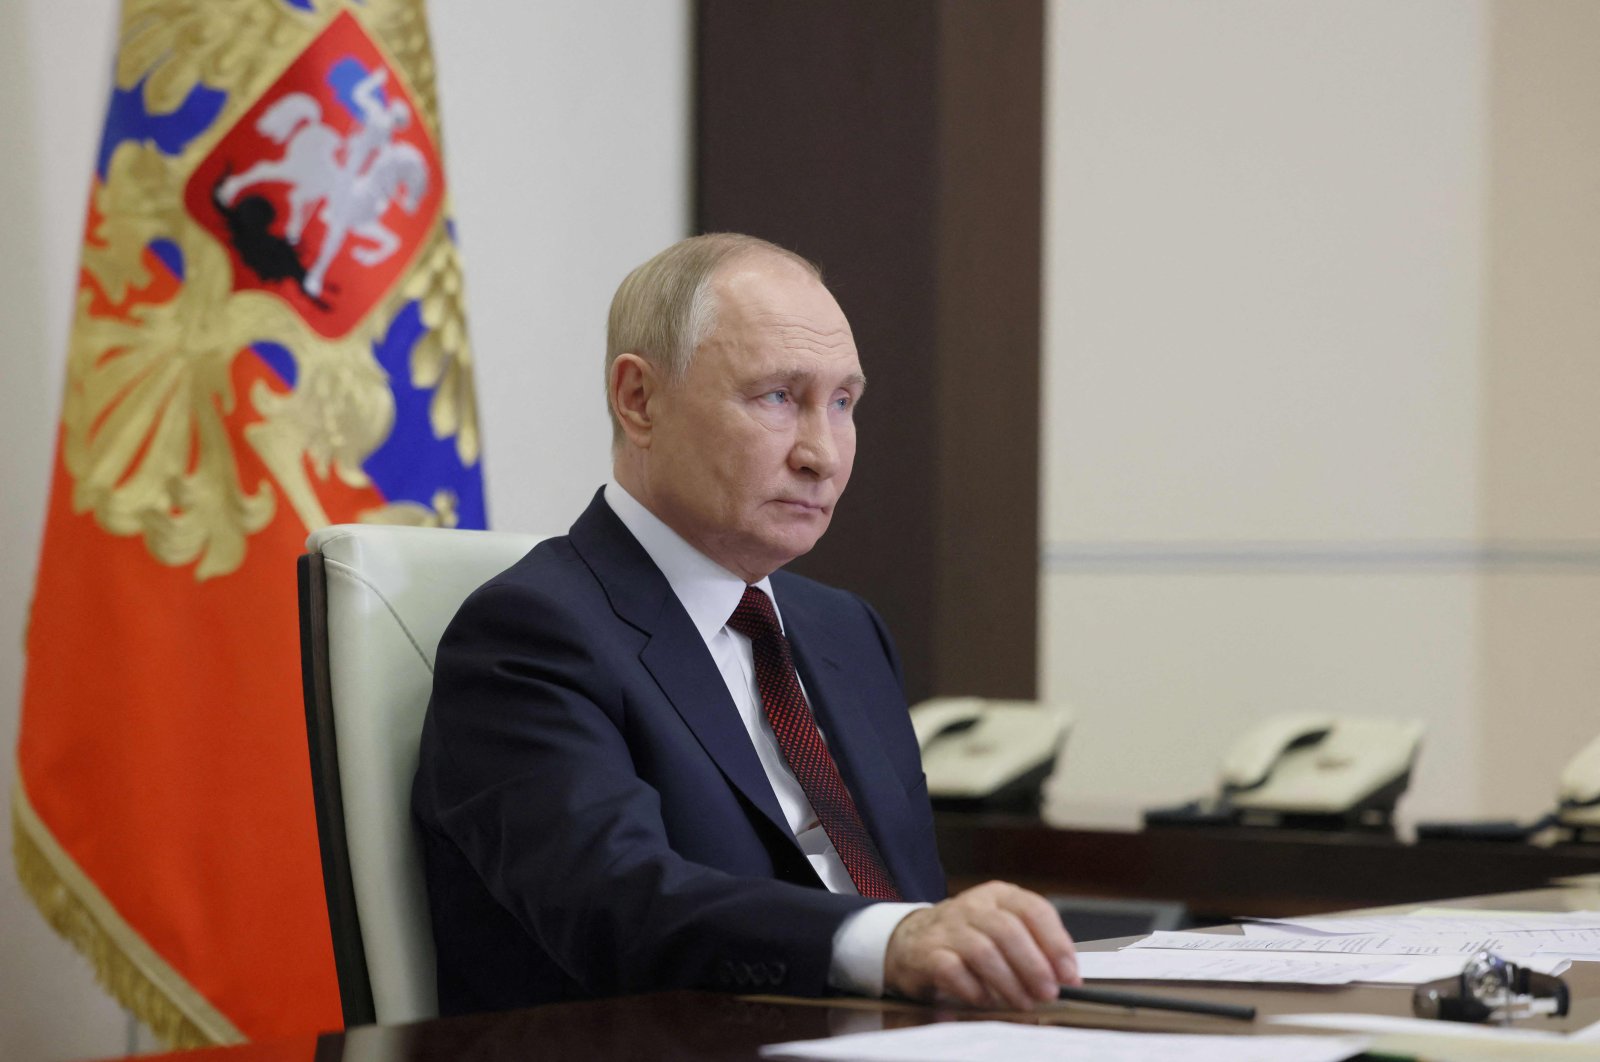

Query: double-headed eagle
[67,0,478,579]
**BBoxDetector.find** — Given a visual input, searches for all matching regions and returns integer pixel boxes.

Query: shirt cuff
[827,902,932,998]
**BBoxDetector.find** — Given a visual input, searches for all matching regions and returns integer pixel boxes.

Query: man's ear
[610,353,658,448]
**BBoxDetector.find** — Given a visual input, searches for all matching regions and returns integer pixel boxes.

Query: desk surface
[113,885,1600,1062]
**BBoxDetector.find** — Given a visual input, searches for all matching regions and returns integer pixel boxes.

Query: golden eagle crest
[66,0,481,579]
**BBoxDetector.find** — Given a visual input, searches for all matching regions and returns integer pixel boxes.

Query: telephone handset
[1219,713,1337,792]
[1558,734,1600,839]
[1147,713,1425,831]
[911,697,1073,812]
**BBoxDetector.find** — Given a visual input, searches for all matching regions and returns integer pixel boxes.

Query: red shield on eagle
[185,11,443,338]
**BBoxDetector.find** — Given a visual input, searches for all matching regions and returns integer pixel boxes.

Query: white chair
[298,523,546,1026]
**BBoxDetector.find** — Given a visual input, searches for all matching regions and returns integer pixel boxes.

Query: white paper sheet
[1272,1014,1600,1059]
[1268,1012,1567,1042]
[1129,930,1541,957]
[1240,912,1600,962]
[1080,948,1569,985]
[1244,909,1600,938]
[1570,1016,1600,1042]
[1409,907,1600,925]
[759,1021,1369,1062]
[1483,927,1600,950]
[1077,949,1466,985]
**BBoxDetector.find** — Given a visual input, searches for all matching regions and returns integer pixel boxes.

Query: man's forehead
[752,313,856,348]
[724,309,860,370]
[716,256,837,315]
[708,259,856,351]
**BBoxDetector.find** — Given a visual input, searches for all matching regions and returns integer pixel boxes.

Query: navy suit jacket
[412,492,946,1015]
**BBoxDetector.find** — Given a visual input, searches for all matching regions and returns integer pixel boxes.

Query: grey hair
[605,233,821,443]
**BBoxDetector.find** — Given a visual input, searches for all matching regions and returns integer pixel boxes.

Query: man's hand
[883,880,1080,1010]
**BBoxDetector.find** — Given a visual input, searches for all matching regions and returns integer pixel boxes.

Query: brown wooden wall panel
[697,0,1044,702]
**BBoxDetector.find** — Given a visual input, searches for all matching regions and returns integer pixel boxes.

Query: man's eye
[760,390,790,405]
[832,395,853,412]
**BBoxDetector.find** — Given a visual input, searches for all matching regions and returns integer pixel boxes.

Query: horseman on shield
[218,66,429,299]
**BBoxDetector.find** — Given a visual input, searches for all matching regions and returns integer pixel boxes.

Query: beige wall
[1042,0,1600,823]
[1041,0,1488,818]
[1480,1,1600,813]
[0,3,688,1059]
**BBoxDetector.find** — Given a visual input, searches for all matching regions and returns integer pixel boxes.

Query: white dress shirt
[603,481,924,996]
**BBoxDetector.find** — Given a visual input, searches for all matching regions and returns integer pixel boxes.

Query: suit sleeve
[415,578,873,999]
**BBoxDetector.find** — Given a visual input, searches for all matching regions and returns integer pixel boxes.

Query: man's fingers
[1001,890,1080,988]
[959,884,1077,999]
[927,947,987,1007]
[968,906,1059,1002]
[951,924,1037,1010]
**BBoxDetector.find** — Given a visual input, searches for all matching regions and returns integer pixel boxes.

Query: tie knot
[728,585,782,643]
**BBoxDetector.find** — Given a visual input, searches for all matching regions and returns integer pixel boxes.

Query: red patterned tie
[728,586,902,901]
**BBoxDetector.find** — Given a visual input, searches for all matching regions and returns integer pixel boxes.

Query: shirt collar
[604,479,781,642]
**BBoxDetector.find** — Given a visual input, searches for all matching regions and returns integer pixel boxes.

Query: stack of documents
[1075,907,1599,986]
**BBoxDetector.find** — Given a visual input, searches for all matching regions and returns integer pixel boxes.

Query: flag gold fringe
[11,780,244,1050]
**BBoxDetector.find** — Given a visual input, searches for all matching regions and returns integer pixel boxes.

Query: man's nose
[790,407,840,478]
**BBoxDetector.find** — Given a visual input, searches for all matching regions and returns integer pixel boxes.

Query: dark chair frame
[297,551,378,1027]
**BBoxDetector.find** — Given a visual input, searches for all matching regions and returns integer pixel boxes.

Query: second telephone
[1146,713,1425,831]
[910,697,1073,812]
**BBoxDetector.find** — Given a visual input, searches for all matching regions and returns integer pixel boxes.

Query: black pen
[1057,984,1257,1021]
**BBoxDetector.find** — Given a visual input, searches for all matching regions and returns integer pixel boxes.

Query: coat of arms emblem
[66,6,478,579]
[186,11,443,337]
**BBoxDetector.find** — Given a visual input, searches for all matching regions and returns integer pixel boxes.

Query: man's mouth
[775,498,828,514]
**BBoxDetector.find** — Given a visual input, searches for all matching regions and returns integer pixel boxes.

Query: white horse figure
[218,70,429,299]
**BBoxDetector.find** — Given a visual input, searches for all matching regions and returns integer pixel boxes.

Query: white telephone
[910,697,1073,812]
[1147,713,1425,830]
[1558,733,1600,839]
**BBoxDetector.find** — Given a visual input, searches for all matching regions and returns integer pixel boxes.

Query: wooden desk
[936,811,1600,918]
[116,885,1600,1062]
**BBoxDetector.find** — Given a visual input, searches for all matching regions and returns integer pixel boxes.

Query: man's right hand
[883,880,1080,1010]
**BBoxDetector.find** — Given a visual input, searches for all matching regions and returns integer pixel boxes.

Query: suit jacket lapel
[567,492,794,843]
[779,589,923,897]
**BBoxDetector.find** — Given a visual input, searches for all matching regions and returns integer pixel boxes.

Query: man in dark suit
[413,234,1078,1016]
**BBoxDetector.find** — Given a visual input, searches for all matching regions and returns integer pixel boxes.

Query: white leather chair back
[305,523,545,1024]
